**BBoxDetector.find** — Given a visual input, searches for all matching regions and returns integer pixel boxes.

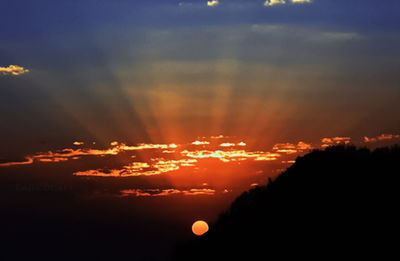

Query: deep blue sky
[1,0,400,34]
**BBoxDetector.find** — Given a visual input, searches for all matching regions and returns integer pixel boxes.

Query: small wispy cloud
[0,157,33,167]
[207,0,219,7]
[291,0,311,3]
[0,65,30,76]
[264,0,311,7]
[264,0,286,6]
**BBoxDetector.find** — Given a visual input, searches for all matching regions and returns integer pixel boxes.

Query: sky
[1,0,400,259]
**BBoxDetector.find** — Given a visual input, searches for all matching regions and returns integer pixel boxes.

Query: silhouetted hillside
[171,145,400,260]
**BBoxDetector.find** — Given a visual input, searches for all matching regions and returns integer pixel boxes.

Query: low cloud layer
[364,134,400,143]
[0,134,398,199]
[321,137,351,148]
[120,188,217,197]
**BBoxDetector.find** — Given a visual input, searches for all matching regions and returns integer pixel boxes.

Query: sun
[192,220,209,236]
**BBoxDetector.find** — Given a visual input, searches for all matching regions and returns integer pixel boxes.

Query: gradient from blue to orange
[1,0,400,158]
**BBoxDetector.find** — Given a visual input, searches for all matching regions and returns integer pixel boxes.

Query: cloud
[273,142,313,154]
[192,141,211,145]
[321,137,351,148]
[0,142,178,168]
[180,149,280,162]
[73,158,198,177]
[220,142,247,147]
[0,65,30,76]
[184,189,216,196]
[0,136,282,174]
[264,0,286,6]
[264,0,311,7]
[220,143,236,147]
[291,0,311,3]
[0,157,33,167]
[39,157,69,163]
[120,188,216,197]
[11,135,394,180]
[207,0,219,7]
[363,134,400,143]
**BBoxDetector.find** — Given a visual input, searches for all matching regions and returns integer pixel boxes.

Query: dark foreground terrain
[172,146,400,260]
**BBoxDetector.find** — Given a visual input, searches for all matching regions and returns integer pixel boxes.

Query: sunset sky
[1,0,400,259]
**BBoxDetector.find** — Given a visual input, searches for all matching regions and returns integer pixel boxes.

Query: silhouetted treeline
[171,145,400,260]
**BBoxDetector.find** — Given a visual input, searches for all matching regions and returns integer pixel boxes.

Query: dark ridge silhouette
[171,145,400,260]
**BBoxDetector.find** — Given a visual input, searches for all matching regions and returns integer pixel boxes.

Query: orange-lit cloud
[0,65,30,76]
[273,141,313,154]
[321,137,351,148]
[220,143,235,147]
[0,137,284,172]
[33,147,121,160]
[2,133,398,198]
[6,134,394,183]
[183,189,216,196]
[38,157,69,163]
[363,134,400,143]
[220,142,246,147]
[120,189,153,197]
[13,145,142,165]
[0,142,180,168]
[120,188,216,197]
[119,143,178,151]
[192,141,210,145]
[211,135,225,139]
[162,150,176,153]
[181,149,280,162]
[74,158,198,177]
[0,157,34,167]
